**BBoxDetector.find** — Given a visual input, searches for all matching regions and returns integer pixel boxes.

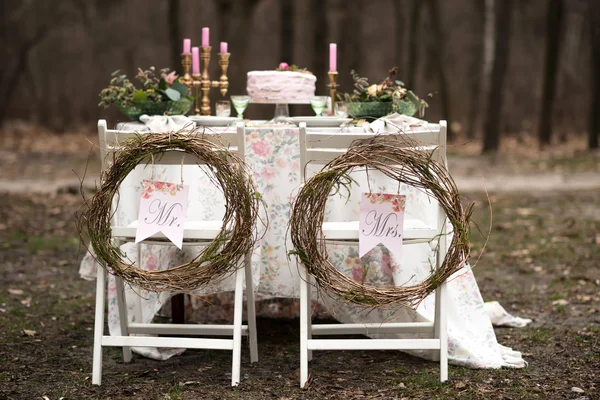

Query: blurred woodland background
[1,0,599,152]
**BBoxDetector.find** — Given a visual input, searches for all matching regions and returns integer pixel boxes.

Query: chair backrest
[298,121,447,182]
[97,120,246,172]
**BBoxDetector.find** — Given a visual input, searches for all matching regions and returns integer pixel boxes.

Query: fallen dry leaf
[20,297,32,307]
[23,329,36,337]
[454,381,468,389]
[8,289,23,295]
[516,208,536,216]
[552,299,569,306]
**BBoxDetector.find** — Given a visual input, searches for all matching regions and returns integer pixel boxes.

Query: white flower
[367,84,379,97]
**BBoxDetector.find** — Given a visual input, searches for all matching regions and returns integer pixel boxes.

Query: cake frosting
[247,71,316,103]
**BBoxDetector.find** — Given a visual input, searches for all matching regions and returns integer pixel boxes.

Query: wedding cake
[246,70,316,103]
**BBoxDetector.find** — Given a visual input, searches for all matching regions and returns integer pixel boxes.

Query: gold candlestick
[217,53,230,97]
[328,71,339,111]
[200,46,212,115]
[180,47,229,115]
[192,73,201,115]
[180,53,193,86]
[181,52,202,113]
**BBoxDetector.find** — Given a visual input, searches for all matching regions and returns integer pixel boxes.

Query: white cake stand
[249,98,311,122]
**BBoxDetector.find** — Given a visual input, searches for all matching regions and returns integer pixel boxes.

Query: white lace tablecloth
[80,122,530,366]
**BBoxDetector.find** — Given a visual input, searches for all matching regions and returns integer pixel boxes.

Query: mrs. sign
[359,193,406,260]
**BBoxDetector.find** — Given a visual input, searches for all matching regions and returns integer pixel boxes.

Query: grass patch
[529,328,552,344]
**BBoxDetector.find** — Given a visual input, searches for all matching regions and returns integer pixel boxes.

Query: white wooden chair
[92,120,258,386]
[296,121,449,387]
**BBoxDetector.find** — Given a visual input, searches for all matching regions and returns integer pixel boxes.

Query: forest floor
[0,123,599,400]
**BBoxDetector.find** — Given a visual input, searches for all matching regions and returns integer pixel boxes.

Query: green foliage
[98,66,192,109]
[342,66,428,117]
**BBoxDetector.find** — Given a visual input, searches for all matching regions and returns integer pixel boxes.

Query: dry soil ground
[0,124,598,399]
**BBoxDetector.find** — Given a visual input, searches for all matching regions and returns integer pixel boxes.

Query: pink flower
[260,166,276,181]
[278,62,290,70]
[163,71,179,85]
[352,266,366,282]
[276,158,287,168]
[146,254,158,271]
[251,139,271,157]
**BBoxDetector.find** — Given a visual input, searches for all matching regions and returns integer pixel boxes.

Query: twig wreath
[289,134,473,308]
[79,129,262,293]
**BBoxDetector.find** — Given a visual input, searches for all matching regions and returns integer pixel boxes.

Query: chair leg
[438,281,448,382]
[299,265,309,388]
[432,286,441,362]
[92,265,107,385]
[131,244,143,323]
[306,274,313,362]
[231,265,245,386]
[435,223,448,382]
[115,275,132,363]
[244,252,258,363]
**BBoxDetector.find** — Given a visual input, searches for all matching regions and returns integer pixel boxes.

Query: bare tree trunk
[538,0,564,147]
[216,0,233,40]
[467,0,485,139]
[281,0,294,63]
[482,0,513,153]
[281,0,295,114]
[312,0,327,84]
[427,0,452,138]
[340,1,362,74]
[168,0,181,73]
[215,0,260,99]
[480,0,496,133]
[393,0,406,76]
[0,26,48,128]
[589,0,600,149]
[406,0,422,88]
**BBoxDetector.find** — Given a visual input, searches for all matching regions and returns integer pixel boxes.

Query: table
[79,122,530,366]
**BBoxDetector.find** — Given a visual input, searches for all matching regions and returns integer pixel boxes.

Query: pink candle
[202,27,210,47]
[220,42,228,53]
[192,47,200,74]
[183,38,191,54]
[329,43,337,72]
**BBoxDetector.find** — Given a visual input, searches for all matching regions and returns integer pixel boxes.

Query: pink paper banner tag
[359,193,406,260]
[135,180,189,249]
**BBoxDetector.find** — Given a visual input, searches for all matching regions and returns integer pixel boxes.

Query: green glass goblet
[231,95,250,119]
[310,96,328,117]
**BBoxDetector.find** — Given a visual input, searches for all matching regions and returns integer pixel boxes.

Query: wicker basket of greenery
[99,67,192,121]
[343,67,427,119]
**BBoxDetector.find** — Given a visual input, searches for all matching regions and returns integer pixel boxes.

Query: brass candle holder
[180,47,230,115]
[180,52,201,114]
[327,71,339,112]
[180,52,193,86]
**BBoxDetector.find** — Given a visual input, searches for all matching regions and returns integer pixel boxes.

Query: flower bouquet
[99,67,193,121]
[342,67,427,119]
